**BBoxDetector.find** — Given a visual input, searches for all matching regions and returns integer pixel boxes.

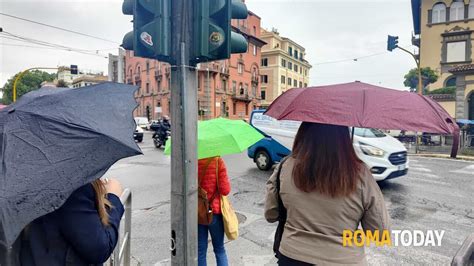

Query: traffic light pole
[396,46,423,154]
[169,0,198,265]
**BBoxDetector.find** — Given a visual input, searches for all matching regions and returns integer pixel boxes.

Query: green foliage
[403,67,439,93]
[56,79,68,88]
[2,70,56,104]
[425,87,456,95]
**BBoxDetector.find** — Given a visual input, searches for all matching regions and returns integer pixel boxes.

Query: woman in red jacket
[198,156,231,266]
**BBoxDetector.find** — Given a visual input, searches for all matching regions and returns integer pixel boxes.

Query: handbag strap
[209,157,220,202]
[276,157,289,221]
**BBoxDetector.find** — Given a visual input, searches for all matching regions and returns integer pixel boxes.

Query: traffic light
[122,0,171,61]
[194,0,248,63]
[387,35,399,52]
[70,65,78,75]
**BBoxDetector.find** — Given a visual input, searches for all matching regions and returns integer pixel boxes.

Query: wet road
[108,132,473,265]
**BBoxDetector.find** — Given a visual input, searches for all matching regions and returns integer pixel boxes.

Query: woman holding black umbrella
[265,122,390,265]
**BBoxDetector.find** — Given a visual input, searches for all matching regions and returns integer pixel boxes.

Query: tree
[2,70,56,104]
[56,79,68,88]
[424,87,456,95]
[403,67,439,93]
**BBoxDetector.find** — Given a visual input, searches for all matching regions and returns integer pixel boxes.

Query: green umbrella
[164,118,264,159]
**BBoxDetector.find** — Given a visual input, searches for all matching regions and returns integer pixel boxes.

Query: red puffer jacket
[198,157,231,214]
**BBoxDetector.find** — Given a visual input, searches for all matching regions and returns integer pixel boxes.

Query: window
[470,2,474,18]
[294,64,298,72]
[146,83,150,94]
[287,77,292,85]
[445,76,457,87]
[294,50,298,59]
[233,102,237,115]
[222,79,227,92]
[299,81,303,88]
[232,81,237,93]
[244,83,249,95]
[146,61,150,74]
[253,26,257,35]
[431,3,446,23]
[198,75,201,90]
[304,83,308,87]
[293,79,297,87]
[447,41,466,62]
[281,59,286,67]
[288,62,293,70]
[239,83,244,95]
[245,104,249,116]
[288,46,293,56]
[238,63,244,74]
[261,90,266,100]
[261,75,268,83]
[157,80,161,92]
[450,1,465,21]
[253,45,257,56]
[261,58,268,66]
[281,75,286,84]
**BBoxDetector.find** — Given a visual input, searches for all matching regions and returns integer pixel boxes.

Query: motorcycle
[153,129,170,148]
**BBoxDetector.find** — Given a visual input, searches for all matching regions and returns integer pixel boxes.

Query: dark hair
[291,122,365,197]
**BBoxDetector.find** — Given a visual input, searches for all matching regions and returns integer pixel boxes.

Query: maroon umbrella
[264,81,460,157]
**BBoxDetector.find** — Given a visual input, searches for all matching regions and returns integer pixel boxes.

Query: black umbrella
[0,82,142,247]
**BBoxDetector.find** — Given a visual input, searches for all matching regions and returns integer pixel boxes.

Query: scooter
[153,129,170,148]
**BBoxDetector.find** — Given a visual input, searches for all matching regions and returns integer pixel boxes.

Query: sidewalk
[410,153,474,161]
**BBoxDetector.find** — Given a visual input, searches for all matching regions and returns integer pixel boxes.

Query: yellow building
[259,28,312,107]
[412,0,474,120]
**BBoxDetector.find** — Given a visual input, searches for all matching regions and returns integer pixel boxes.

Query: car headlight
[359,142,385,157]
[136,127,144,133]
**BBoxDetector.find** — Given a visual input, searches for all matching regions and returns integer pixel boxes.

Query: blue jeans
[198,214,228,266]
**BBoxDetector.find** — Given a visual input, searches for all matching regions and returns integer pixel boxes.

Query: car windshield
[352,128,386,138]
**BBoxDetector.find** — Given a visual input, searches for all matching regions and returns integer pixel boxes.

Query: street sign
[70,65,78,75]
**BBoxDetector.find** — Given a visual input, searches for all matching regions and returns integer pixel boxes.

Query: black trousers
[278,254,314,266]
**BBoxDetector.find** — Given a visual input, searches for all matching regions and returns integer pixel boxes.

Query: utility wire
[0,12,119,44]
[0,31,109,58]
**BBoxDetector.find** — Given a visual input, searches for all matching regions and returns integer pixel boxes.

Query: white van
[134,117,149,130]
[247,110,409,181]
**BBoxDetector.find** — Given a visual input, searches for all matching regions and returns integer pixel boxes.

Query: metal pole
[397,46,422,153]
[170,0,198,265]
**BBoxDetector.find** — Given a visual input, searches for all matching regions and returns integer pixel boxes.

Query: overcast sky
[0,0,415,90]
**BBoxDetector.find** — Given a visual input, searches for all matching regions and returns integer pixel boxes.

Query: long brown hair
[92,180,112,226]
[291,122,365,197]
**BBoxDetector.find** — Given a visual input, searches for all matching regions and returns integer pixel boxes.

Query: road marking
[410,167,432,173]
[451,164,474,175]
[411,177,450,186]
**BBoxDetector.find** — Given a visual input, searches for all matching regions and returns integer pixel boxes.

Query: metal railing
[109,188,132,266]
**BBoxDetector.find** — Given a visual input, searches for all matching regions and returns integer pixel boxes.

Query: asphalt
[107,132,474,265]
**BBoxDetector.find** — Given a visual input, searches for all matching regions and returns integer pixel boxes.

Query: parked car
[134,126,144,142]
[146,120,159,131]
[148,120,161,132]
[134,117,149,130]
[247,110,409,182]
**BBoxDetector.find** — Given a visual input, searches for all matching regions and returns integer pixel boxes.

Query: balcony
[232,93,253,102]
[134,74,141,83]
[126,78,133,85]
[155,69,162,80]
[251,76,259,84]
[165,67,171,76]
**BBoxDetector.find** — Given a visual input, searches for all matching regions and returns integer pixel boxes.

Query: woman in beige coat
[265,122,390,266]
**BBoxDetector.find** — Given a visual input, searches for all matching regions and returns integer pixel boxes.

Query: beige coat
[265,157,390,265]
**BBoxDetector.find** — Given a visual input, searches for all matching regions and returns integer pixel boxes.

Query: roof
[427,94,456,102]
[72,75,108,84]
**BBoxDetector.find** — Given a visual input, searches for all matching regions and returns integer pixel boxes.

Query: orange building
[124,9,265,121]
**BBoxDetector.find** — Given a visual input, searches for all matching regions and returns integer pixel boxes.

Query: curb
[408,153,474,162]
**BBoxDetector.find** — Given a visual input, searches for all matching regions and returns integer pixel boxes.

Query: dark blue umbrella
[0,82,142,247]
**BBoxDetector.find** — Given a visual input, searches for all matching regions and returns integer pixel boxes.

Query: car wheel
[255,150,272,171]
[137,137,143,143]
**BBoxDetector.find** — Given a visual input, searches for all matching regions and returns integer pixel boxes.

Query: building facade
[108,49,126,83]
[124,10,265,121]
[412,0,474,120]
[71,75,108,88]
[259,28,312,107]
